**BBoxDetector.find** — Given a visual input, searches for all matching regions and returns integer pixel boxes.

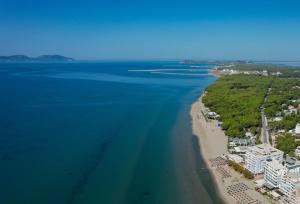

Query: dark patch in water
[142,191,150,197]
[66,126,123,204]
[1,154,14,161]
[142,191,150,196]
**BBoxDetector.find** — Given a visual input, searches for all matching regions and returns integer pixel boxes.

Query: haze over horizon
[1,0,300,60]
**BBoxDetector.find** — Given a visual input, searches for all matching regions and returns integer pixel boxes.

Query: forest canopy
[202,75,272,137]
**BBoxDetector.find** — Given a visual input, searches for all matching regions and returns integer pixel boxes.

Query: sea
[0,61,222,204]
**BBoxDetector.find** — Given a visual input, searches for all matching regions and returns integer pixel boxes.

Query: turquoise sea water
[0,62,222,204]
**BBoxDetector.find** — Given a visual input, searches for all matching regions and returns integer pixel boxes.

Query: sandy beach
[191,95,233,204]
[191,95,271,204]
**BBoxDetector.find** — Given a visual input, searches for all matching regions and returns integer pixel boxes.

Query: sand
[190,95,234,204]
[191,95,271,204]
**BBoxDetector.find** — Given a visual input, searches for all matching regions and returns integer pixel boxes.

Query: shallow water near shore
[0,61,221,204]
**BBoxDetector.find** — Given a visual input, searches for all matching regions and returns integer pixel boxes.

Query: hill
[0,55,75,62]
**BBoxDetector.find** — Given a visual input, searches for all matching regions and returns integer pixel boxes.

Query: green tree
[276,134,297,155]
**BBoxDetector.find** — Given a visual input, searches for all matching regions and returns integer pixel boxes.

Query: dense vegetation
[228,160,254,179]
[203,70,300,155]
[265,78,300,131]
[276,134,300,156]
[265,78,300,117]
[269,114,300,131]
[203,75,272,137]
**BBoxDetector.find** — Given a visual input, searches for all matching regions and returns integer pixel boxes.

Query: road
[260,84,273,144]
[261,108,270,144]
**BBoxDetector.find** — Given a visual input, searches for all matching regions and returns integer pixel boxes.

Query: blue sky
[0,0,300,60]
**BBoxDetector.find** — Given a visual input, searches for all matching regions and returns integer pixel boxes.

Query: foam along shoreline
[191,95,271,204]
[190,95,232,204]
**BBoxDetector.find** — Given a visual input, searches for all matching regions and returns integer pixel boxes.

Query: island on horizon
[0,55,75,62]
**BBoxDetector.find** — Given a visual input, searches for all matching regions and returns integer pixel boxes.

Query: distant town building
[262,70,268,76]
[245,144,284,174]
[245,131,254,138]
[289,123,300,137]
[287,105,298,114]
[295,146,300,157]
[273,117,283,122]
[296,124,300,134]
[271,71,282,76]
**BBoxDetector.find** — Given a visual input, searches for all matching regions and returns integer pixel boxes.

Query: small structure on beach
[269,190,281,200]
[207,111,219,119]
[233,146,249,154]
[227,154,244,163]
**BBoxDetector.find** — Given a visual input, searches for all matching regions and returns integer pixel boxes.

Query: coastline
[190,95,233,204]
[191,94,271,204]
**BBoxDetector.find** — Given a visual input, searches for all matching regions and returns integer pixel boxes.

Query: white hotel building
[245,144,284,174]
[279,172,300,204]
[263,157,300,203]
[264,159,286,188]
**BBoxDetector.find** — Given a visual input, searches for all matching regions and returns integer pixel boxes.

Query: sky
[0,0,300,60]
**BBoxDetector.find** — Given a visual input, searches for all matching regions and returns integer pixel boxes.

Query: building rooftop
[286,156,298,165]
[248,144,283,156]
[228,137,255,145]
[287,172,300,182]
[227,154,244,163]
[266,159,285,170]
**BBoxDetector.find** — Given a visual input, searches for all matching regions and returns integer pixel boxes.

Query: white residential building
[285,156,300,173]
[245,144,284,174]
[264,159,286,188]
[263,156,300,203]
[279,172,300,204]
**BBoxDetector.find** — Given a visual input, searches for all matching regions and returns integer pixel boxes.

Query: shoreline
[191,94,271,204]
[190,95,233,204]
[171,88,226,204]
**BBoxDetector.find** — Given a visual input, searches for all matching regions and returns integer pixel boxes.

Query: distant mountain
[0,55,31,61]
[0,55,75,62]
[35,55,74,62]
